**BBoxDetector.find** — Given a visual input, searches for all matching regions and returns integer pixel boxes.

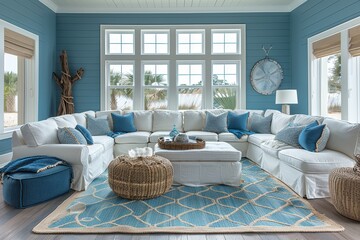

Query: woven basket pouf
[108,155,173,200]
[329,167,360,221]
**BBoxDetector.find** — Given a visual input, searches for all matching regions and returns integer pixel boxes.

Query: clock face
[250,58,283,95]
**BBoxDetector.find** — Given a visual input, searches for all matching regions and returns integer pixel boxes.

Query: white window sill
[0,126,20,140]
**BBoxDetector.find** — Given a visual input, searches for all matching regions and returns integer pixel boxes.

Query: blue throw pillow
[227,111,249,131]
[75,124,94,145]
[57,127,87,145]
[111,112,137,133]
[203,111,228,133]
[275,124,306,148]
[298,121,330,152]
[86,114,111,136]
[250,113,272,133]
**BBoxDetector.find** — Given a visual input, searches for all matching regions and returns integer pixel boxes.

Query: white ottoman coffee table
[154,141,242,186]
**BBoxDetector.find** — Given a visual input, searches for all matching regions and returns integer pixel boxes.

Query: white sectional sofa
[11,109,358,198]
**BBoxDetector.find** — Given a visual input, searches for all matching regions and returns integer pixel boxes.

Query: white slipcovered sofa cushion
[293,114,324,125]
[183,110,205,131]
[114,131,150,144]
[73,111,95,127]
[323,118,360,159]
[248,134,274,147]
[271,112,295,134]
[20,119,59,147]
[153,110,183,132]
[52,115,78,128]
[218,132,248,142]
[92,135,114,151]
[185,131,218,141]
[124,110,153,132]
[261,139,295,158]
[279,148,355,174]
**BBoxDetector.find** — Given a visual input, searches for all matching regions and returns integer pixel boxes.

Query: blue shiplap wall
[290,0,360,114]
[0,0,56,154]
[56,13,291,112]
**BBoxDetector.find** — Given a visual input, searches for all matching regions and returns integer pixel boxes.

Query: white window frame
[105,29,135,55]
[176,30,205,55]
[141,30,170,55]
[100,24,246,111]
[308,16,360,122]
[105,60,135,110]
[176,60,205,109]
[211,29,241,55]
[0,20,38,140]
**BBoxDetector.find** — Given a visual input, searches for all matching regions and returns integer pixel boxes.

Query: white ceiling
[39,0,307,13]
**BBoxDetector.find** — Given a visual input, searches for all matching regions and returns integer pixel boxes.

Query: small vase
[169,124,179,140]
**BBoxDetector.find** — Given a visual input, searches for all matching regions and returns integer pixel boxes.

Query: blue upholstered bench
[2,165,72,208]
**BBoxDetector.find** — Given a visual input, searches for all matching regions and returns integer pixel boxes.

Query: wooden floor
[0,187,359,240]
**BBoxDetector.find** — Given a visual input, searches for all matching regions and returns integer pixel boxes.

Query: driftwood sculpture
[53,50,84,115]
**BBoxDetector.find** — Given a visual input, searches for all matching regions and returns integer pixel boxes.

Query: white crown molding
[39,0,307,14]
[39,0,58,13]
[287,0,307,12]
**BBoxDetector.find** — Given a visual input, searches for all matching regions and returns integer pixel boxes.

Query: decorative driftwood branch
[53,50,84,115]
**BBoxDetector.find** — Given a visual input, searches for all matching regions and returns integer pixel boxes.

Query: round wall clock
[250,57,283,95]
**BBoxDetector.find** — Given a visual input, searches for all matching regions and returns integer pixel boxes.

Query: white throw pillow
[20,118,59,146]
[264,109,281,117]
[183,110,205,131]
[293,114,324,126]
[124,110,152,132]
[73,111,95,127]
[152,110,183,132]
[52,115,77,128]
[271,112,295,134]
[323,118,360,159]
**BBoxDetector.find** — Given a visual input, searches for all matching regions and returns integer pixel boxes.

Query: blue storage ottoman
[2,165,72,208]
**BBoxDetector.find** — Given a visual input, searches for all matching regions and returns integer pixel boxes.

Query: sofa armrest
[11,144,89,166]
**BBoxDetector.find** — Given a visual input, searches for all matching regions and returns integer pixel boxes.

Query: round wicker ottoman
[108,155,173,200]
[329,167,360,221]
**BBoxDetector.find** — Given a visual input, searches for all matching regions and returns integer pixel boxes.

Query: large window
[0,20,38,139]
[309,17,360,122]
[101,25,246,110]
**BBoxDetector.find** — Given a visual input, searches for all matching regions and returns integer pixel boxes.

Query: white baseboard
[0,152,12,167]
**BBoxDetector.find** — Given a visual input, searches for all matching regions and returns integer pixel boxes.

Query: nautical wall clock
[250,46,283,95]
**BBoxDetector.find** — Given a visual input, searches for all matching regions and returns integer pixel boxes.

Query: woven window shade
[349,25,360,57]
[313,33,340,58]
[4,28,35,59]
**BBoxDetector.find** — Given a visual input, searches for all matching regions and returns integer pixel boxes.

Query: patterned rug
[33,159,343,234]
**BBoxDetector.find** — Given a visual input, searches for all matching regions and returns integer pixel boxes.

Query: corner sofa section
[11,109,358,199]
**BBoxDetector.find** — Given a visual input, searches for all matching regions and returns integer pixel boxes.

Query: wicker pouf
[329,168,360,221]
[108,155,173,200]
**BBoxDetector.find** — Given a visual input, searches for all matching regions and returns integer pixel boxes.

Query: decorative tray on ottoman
[158,137,205,150]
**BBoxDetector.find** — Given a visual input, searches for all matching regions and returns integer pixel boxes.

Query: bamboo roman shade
[349,25,360,57]
[4,28,35,59]
[312,33,340,58]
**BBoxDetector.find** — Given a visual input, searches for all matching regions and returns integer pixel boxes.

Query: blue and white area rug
[33,159,343,234]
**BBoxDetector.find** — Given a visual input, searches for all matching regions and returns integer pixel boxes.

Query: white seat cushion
[278,149,355,174]
[92,135,114,151]
[218,132,248,142]
[150,131,171,143]
[87,144,105,164]
[154,142,241,162]
[261,140,295,158]
[248,134,275,147]
[185,131,218,141]
[114,131,150,144]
